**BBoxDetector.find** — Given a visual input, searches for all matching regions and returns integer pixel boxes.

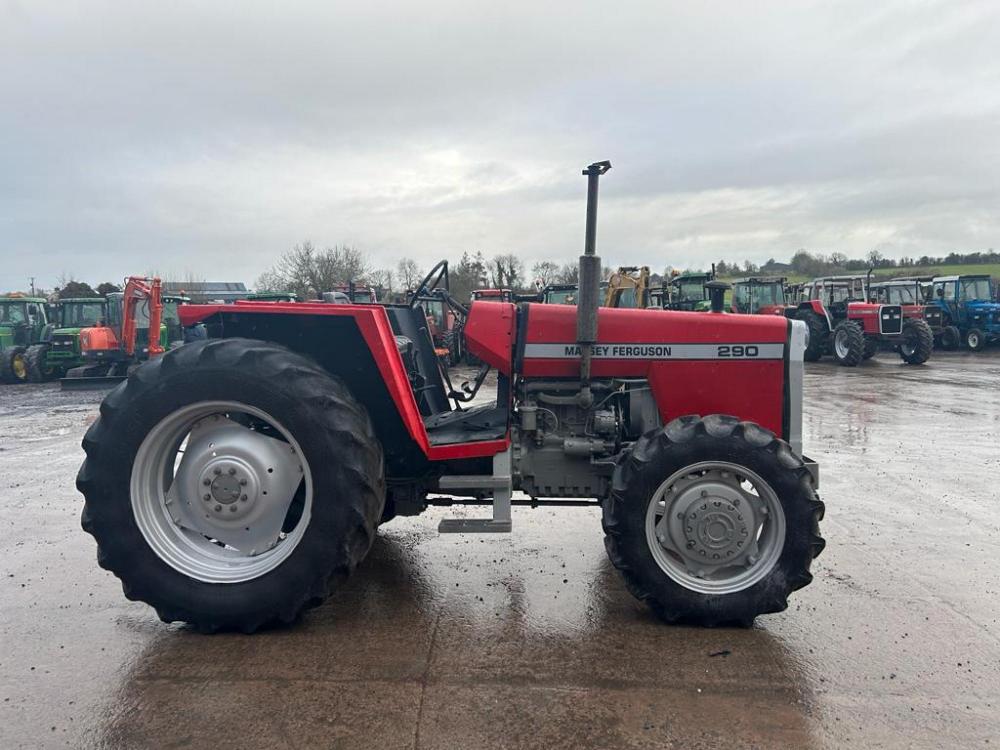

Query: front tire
[602,415,824,626]
[0,346,27,383]
[899,320,933,364]
[25,344,59,382]
[78,338,385,632]
[832,321,864,366]
[966,327,987,351]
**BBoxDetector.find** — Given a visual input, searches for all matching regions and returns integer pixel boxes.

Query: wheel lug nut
[228,467,236,475]
[239,479,247,486]
[240,494,248,501]
[202,478,210,486]
[213,468,221,475]
[229,506,237,513]
[214,504,222,512]
[700,490,708,498]
[203,494,211,501]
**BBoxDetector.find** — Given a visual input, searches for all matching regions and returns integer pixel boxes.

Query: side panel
[519,304,793,441]
[646,361,785,437]
[463,301,516,375]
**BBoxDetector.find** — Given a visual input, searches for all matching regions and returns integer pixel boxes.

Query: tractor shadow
[93,527,821,749]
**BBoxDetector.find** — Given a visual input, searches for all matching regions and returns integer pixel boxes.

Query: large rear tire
[0,346,27,383]
[940,325,960,350]
[899,319,933,364]
[794,310,826,362]
[25,343,59,382]
[602,415,824,626]
[78,338,385,632]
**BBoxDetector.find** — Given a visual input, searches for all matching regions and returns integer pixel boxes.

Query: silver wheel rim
[644,461,786,595]
[901,337,915,357]
[834,329,850,359]
[130,400,313,583]
[969,332,980,348]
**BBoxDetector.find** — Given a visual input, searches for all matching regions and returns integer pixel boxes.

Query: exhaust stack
[577,160,611,407]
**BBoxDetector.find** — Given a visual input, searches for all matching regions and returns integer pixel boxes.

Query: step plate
[438,518,512,533]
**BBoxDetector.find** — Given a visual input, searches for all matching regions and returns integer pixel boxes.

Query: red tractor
[868,278,940,357]
[472,288,514,303]
[78,162,824,632]
[796,275,930,366]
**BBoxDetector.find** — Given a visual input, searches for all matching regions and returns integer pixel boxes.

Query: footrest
[438,518,512,533]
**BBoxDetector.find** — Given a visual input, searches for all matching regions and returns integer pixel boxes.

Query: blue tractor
[930,275,1000,351]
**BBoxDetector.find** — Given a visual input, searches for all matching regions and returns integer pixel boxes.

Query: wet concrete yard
[2,351,999,748]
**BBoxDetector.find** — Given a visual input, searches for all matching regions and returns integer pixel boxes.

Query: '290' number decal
[717,345,760,357]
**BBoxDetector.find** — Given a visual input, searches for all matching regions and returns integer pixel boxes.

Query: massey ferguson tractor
[78,162,824,633]
[868,279,943,353]
[796,276,930,366]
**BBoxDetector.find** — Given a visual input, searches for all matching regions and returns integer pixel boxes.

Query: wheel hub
[163,415,305,555]
[198,457,261,521]
[682,498,749,561]
[659,474,758,573]
[647,463,786,595]
[130,401,315,584]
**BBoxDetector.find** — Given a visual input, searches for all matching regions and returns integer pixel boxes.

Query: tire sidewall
[610,431,815,622]
[89,352,383,625]
[966,328,985,351]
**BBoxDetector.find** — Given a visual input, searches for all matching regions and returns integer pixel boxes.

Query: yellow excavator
[603,266,651,308]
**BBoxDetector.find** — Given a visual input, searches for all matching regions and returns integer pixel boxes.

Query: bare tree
[556,263,579,284]
[395,257,423,291]
[489,253,524,289]
[255,241,372,299]
[369,267,394,297]
[530,261,559,287]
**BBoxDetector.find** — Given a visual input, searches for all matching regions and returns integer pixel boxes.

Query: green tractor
[0,296,50,384]
[24,297,108,382]
[663,268,717,311]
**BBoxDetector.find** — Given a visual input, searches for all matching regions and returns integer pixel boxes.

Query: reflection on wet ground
[2,350,999,748]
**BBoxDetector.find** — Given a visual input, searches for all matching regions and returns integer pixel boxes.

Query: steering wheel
[409,260,450,307]
[409,260,469,318]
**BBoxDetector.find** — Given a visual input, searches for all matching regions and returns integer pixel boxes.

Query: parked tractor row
[728,272,1000,363]
[0,289,190,386]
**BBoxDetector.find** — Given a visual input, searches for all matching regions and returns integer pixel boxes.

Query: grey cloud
[1,0,998,290]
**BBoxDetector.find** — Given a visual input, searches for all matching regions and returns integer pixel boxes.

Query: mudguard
[179,302,508,463]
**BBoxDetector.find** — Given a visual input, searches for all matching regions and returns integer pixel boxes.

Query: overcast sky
[2,0,998,292]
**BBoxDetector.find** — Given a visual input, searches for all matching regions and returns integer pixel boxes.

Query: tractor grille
[52,335,76,352]
[51,334,77,349]
[879,305,903,335]
[923,308,942,327]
